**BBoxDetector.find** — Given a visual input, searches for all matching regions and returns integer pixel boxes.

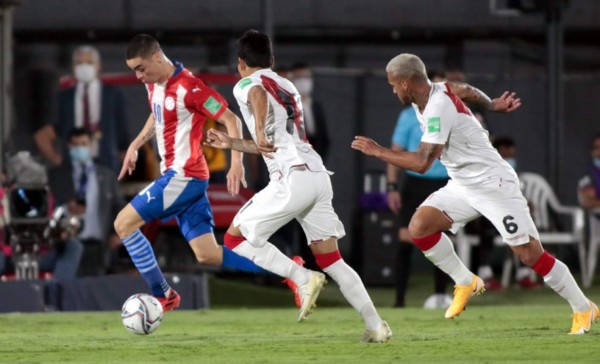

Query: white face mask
[74,64,97,83]
[294,77,313,96]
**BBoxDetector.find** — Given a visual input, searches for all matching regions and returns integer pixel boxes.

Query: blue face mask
[70,146,91,162]
[594,158,600,169]
[505,158,518,171]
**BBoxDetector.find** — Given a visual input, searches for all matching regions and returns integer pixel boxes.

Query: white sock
[543,258,589,312]
[233,240,310,287]
[422,232,473,285]
[323,259,382,330]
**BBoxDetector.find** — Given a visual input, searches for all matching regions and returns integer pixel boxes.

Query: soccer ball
[121,294,163,335]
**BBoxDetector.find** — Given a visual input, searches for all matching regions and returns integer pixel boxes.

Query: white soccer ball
[121,293,163,335]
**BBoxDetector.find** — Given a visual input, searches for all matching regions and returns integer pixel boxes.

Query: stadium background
[0,1,598,294]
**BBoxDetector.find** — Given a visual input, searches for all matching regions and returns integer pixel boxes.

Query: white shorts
[420,176,540,246]
[233,167,346,246]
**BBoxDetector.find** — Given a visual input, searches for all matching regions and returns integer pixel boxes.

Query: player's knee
[408,217,429,240]
[513,240,544,267]
[515,248,540,267]
[114,211,133,239]
[194,250,220,266]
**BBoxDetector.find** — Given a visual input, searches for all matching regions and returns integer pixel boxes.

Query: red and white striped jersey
[146,63,228,180]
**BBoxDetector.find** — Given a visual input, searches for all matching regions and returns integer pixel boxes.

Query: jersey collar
[172,62,184,78]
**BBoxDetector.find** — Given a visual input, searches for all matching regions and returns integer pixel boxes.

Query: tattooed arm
[204,128,277,158]
[131,113,156,148]
[351,136,444,174]
[231,138,261,154]
[118,113,155,180]
[447,82,521,113]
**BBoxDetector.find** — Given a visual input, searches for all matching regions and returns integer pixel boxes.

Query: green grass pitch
[0,275,598,363]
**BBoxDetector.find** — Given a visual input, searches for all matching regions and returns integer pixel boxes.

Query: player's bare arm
[118,113,156,180]
[352,136,443,174]
[216,108,248,194]
[204,128,276,158]
[247,85,276,157]
[386,144,404,214]
[447,82,521,113]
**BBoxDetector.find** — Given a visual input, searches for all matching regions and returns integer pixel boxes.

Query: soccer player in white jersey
[352,53,599,335]
[204,29,391,343]
[114,34,294,311]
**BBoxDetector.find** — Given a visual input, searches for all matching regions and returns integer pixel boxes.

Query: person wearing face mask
[47,128,126,276]
[34,45,129,173]
[290,63,330,163]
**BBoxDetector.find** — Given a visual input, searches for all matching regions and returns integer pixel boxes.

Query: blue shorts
[130,170,214,242]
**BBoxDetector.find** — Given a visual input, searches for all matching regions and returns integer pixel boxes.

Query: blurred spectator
[290,62,331,163]
[47,128,125,276]
[578,133,600,267]
[578,133,600,209]
[0,176,83,280]
[0,236,83,281]
[34,45,129,173]
[387,70,451,308]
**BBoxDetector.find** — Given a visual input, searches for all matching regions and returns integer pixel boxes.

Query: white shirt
[233,68,328,178]
[416,82,517,186]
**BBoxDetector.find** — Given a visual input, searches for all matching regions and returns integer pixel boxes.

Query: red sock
[531,251,556,277]
[314,250,342,269]
[412,232,442,251]
[224,232,245,250]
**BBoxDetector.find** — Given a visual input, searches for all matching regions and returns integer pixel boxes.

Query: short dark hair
[126,34,161,60]
[236,29,273,68]
[68,127,91,142]
[492,136,515,150]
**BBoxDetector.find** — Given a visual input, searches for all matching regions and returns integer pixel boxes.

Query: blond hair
[386,53,427,81]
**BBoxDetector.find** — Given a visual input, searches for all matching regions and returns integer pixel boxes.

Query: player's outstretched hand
[227,162,247,195]
[204,128,232,149]
[351,136,384,158]
[118,148,138,180]
[491,91,521,113]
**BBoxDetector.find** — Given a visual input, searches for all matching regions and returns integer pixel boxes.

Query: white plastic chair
[517,172,587,285]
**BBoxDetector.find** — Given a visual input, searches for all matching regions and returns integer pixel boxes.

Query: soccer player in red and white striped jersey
[113,34,278,311]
